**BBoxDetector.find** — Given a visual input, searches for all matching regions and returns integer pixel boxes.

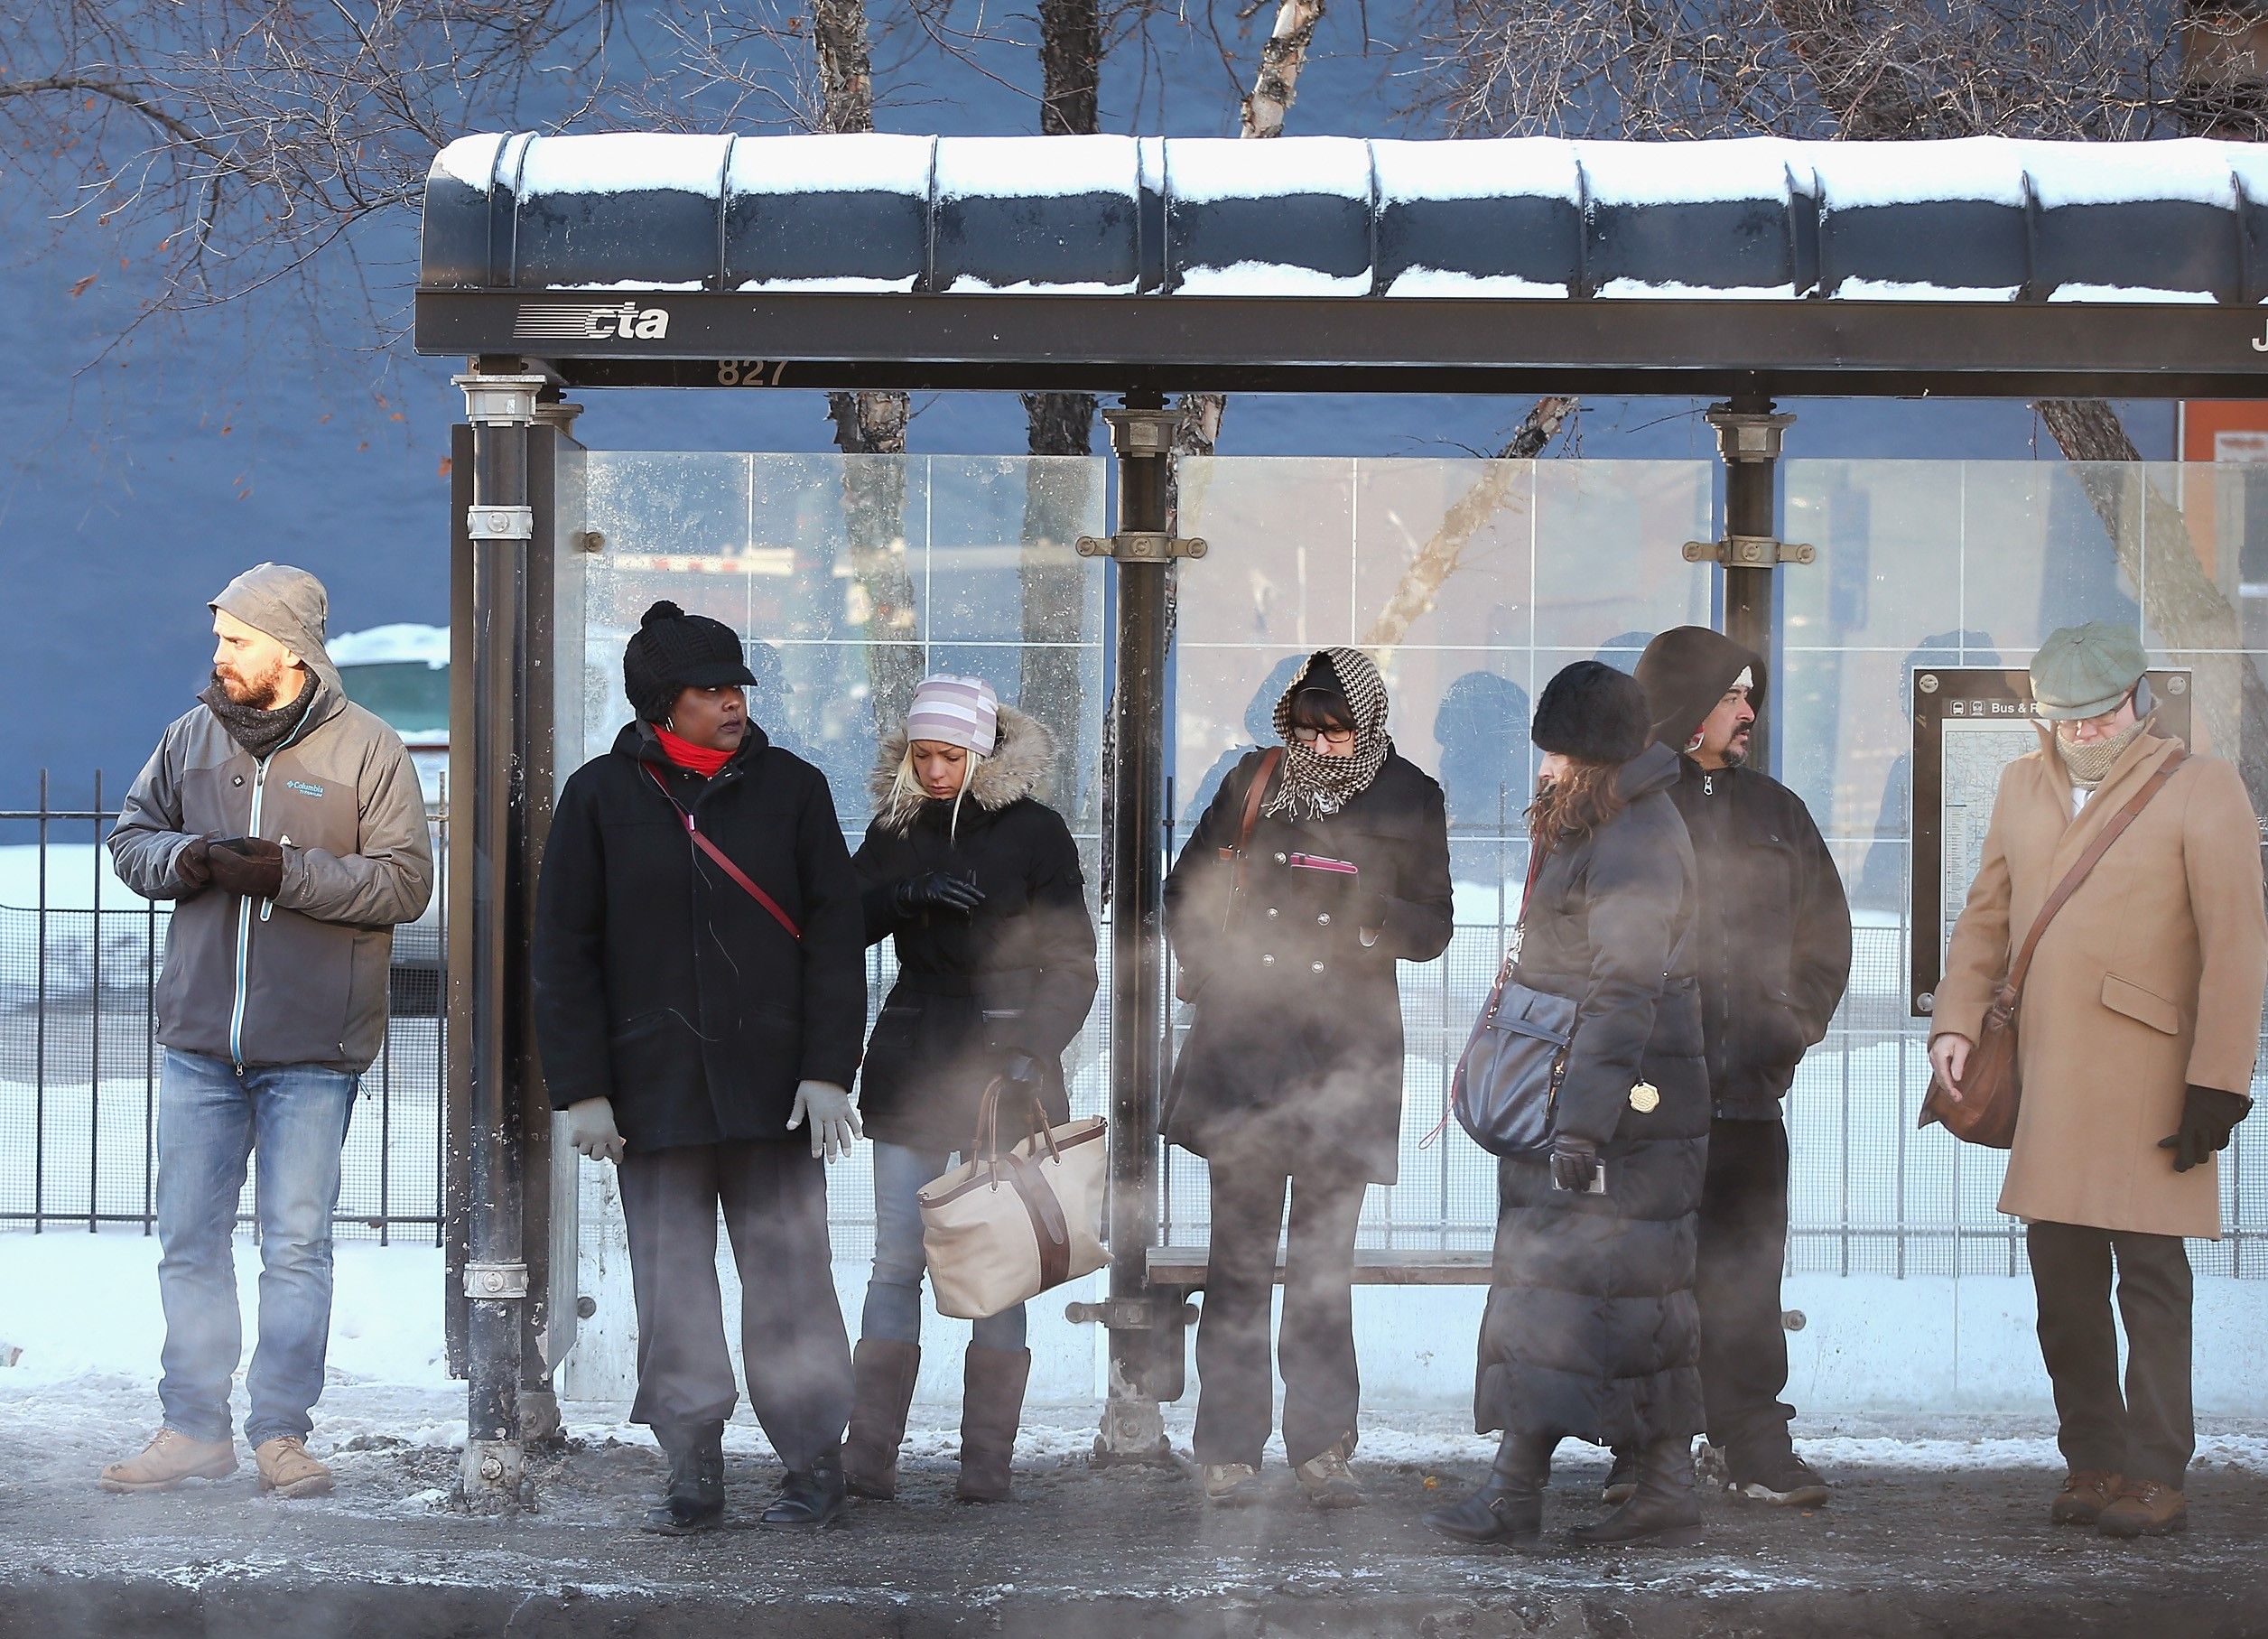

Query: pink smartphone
[1287,852,1359,876]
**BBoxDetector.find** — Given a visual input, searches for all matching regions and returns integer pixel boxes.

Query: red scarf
[655,725,732,778]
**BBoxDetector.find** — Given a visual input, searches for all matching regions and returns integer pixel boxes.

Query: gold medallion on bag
[1628,1082,1660,1113]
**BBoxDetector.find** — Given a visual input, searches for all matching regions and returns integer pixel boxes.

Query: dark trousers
[618,1141,853,1472]
[1695,1116,1795,1468]
[1194,1160,1368,1469]
[2028,1219,2194,1487]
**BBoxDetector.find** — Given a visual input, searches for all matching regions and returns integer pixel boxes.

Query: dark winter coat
[1163,750,1454,1186]
[1474,743,1709,1448]
[531,721,867,1153]
[851,707,1098,1155]
[1667,757,1852,1120]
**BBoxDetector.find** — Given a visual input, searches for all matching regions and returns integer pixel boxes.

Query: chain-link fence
[0,773,447,1243]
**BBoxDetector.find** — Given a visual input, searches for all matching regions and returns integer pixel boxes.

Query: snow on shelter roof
[420,131,2268,306]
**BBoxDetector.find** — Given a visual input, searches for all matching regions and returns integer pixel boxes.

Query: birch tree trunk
[813,0,922,731]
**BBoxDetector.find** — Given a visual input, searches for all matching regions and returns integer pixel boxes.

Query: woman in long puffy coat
[1164,647,1453,1509]
[1425,660,1710,1550]
[841,675,1097,1504]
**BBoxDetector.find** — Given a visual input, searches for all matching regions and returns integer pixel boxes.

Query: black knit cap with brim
[622,600,758,722]
[1531,660,1651,766]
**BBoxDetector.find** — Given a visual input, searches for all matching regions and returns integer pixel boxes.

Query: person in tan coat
[1930,624,2265,1541]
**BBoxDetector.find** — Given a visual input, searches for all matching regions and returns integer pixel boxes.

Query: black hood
[1635,626,1766,751]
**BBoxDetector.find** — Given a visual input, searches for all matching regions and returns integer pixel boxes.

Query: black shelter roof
[414,133,2268,397]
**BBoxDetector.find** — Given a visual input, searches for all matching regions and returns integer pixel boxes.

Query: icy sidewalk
[5,1234,2268,1636]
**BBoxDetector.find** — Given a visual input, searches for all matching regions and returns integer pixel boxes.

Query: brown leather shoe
[98,1429,237,1494]
[254,1436,334,1499]
[2097,1478,2186,1538]
[2050,1469,2122,1526]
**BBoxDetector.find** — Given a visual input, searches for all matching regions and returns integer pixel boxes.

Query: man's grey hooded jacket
[109,564,435,1073]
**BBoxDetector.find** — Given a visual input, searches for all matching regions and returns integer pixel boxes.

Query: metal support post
[1687,395,1799,774]
[1081,400,1205,1463]
[450,366,545,1507]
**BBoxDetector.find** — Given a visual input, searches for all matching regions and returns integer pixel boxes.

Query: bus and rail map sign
[1909,666,2192,1019]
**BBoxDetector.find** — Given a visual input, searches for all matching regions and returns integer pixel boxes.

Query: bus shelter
[414,132,2268,1501]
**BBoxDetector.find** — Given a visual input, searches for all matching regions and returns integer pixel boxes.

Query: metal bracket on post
[1076,530,1207,563]
[467,506,535,542]
[463,1261,530,1299]
[1682,534,1814,567]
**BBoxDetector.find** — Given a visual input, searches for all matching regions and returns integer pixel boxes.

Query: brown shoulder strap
[2003,749,2187,999]
[1236,746,1283,853]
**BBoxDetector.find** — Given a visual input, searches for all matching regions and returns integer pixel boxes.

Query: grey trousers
[2028,1219,2193,1487]
[618,1141,853,1472]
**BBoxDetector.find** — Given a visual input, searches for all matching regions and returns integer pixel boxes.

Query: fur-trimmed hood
[869,701,1056,835]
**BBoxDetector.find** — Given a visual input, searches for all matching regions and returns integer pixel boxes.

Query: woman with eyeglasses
[1162,647,1453,1510]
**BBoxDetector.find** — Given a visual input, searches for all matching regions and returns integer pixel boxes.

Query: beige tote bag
[917,1080,1109,1321]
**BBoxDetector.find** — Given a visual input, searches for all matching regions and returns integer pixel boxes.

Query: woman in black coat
[840,676,1097,1505]
[532,601,868,1536]
[1164,647,1453,1509]
[1425,661,1709,1551]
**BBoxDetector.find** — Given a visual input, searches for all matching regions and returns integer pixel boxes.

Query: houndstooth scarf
[1264,647,1393,822]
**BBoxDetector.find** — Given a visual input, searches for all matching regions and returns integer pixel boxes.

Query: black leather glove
[207,836,284,900]
[172,837,214,895]
[893,871,985,918]
[2158,1085,2252,1173]
[1549,1135,1598,1194]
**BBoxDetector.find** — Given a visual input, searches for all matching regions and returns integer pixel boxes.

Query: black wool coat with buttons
[1162,748,1453,1186]
[1473,743,1709,1450]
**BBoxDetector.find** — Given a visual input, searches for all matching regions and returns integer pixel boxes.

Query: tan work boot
[2096,1478,2186,1538]
[1202,1462,1264,1506]
[99,1429,237,1494]
[1293,1439,1365,1509]
[254,1435,334,1498]
[2050,1469,2122,1527]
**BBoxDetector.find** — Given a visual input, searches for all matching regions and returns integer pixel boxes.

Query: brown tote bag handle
[1922,747,2187,1143]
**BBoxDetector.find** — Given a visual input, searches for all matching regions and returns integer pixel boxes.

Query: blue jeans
[154,1048,358,1448]
[861,1141,1027,1351]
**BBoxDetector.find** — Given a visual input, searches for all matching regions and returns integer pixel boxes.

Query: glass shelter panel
[1171,459,1715,1254]
[568,452,1111,1258]
[1785,461,2268,1279]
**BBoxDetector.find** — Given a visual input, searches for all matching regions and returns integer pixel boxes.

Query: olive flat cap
[2031,622,2147,721]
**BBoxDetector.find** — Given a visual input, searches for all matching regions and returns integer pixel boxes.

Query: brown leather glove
[2159,1085,2251,1173]
[208,836,284,900]
[172,837,214,896]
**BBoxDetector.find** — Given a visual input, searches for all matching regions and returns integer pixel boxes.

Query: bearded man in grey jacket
[100,563,433,1500]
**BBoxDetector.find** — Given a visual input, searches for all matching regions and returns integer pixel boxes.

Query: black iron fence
[0,773,448,1243]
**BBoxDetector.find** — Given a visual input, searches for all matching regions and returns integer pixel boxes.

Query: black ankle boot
[1424,1432,1548,1547]
[1565,1436,1701,1549]
[643,1420,725,1535]
[761,1446,848,1529]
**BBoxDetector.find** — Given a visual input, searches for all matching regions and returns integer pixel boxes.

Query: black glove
[207,836,284,900]
[1549,1135,1598,1194]
[893,871,985,918]
[2158,1085,2252,1173]
[173,837,214,895]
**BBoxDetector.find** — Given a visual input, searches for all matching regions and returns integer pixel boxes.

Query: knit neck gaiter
[2053,720,2147,791]
[655,724,733,778]
[201,677,317,760]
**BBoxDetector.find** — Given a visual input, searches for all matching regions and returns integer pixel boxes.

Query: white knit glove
[565,1096,626,1165]
[787,1080,862,1161]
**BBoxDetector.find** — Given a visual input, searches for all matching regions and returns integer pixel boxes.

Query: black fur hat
[1530,660,1650,766]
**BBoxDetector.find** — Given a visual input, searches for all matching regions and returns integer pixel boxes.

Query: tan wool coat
[1933,727,2267,1239]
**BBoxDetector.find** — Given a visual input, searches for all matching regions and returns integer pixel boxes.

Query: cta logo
[513,301,672,342]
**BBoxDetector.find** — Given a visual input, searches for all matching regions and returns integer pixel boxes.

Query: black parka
[1163,749,1454,1185]
[1665,756,1852,1121]
[1474,743,1709,1448]
[851,707,1098,1155]
[532,721,867,1152]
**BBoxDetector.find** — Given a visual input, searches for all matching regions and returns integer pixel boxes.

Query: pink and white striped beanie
[905,675,999,755]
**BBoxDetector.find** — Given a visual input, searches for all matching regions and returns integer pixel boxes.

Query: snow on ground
[8,1228,2268,1490]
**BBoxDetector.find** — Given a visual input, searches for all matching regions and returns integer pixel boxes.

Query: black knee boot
[1565,1435,1701,1549]
[643,1420,726,1535]
[1424,1430,1550,1546]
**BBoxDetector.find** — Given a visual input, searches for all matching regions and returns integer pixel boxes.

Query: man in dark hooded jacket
[1631,626,1852,1508]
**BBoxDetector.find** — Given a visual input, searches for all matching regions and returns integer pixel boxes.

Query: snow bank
[329,623,450,669]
